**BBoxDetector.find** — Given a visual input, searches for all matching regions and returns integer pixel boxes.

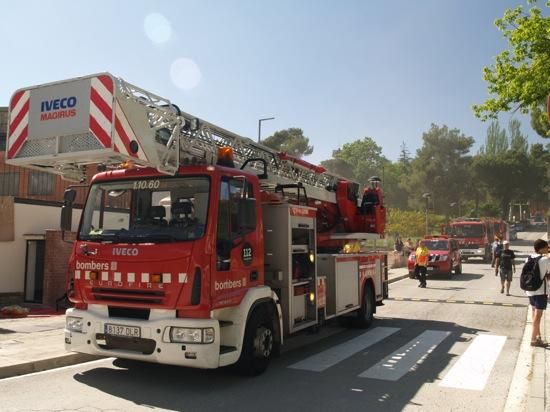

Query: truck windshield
[424,240,449,251]
[79,177,209,243]
[451,224,484,237]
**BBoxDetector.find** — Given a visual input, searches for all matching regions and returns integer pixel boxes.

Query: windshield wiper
[109,231,177,243]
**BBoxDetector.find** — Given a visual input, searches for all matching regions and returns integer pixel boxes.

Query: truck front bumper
[460,248,485,258]
[64,306,222,369]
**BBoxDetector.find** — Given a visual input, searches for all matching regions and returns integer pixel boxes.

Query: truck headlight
[170,327,215,344]
[440,255,448,261]
[66,316,83,333]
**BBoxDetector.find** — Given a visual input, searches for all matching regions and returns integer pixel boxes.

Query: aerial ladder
[6,73,385,246]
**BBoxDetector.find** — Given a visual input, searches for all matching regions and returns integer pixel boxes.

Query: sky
[0,0,544,165]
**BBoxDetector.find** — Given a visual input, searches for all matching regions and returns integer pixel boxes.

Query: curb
[388,273,410,284]
[0,353,103,380]
[504,305,547,412]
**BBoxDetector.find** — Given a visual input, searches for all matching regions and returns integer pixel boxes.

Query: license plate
[427,267,434,271]
[104,323,141,338]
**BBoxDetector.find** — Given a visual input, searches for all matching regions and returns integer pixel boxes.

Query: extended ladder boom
[6,72,386,238]
[6,73,344,197]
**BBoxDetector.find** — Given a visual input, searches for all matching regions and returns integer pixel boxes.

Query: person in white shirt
[525,239,550,348]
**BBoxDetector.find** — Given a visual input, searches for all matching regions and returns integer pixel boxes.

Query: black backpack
[519,256,544,291]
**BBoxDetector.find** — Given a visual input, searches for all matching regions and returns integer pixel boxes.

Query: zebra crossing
[287,326,507,391]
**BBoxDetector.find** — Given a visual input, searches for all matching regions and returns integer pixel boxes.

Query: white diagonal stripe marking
[8,113,29,146]
[10,91,30,120]
[91,77,113,107]
[359,330,450,381]
[90,102,112,135]
[288,327,400,372]
[439,334,506,391]
[115,105,147,161]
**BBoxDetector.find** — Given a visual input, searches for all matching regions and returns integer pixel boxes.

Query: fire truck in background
[442,218,508,263]
[6,73,388,375]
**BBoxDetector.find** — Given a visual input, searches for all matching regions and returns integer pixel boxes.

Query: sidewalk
[0,267,547,411]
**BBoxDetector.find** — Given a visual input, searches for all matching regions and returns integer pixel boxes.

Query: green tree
[398,142,412,165]
[508,119,529,153]
[479,121,508,155]
[530,104,550,137]
[330,138,387,185]
[408,124,475,216]
[472,151,530,217]
[320,157,355,180]
[473,1,550,137]
[262,128,314,158]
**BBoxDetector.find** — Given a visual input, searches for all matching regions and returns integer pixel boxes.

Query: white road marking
[439,334,507,391]
[288,327,400,372]
[359,330,450,381]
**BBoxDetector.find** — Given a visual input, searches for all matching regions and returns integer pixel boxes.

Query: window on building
[0,110,7,152]
[0,131,6,152]
[0,173,19,196]
[28,172,55,196]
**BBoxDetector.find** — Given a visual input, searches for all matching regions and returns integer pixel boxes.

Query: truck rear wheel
[236,306,275,376]
[356,284,374,328]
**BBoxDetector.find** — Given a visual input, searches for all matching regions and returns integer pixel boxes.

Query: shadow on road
[426,273,482,282]
[73,317,487,412]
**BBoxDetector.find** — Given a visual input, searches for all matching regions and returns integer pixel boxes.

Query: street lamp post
[258,117,275,143]
[423,192,431,235]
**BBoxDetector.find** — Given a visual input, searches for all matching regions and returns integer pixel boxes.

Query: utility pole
[258,117,275,143]
[423,193,431,235]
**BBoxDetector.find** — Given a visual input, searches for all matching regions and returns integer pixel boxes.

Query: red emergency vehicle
[407,235,462,279]
[443,218,507,262]
[6,73,388,375]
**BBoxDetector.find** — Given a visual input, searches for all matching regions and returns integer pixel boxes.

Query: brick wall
[42,230,75,308]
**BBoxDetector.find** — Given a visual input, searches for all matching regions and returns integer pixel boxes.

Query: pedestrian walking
[394,236,404,255]
[414,239,430,288]
[495,240,515,295]
[404,238,413,256]
[491,236,502,269]
[524,239,550,348]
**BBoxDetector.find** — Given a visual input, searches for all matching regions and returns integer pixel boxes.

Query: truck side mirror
[60,189,76,232]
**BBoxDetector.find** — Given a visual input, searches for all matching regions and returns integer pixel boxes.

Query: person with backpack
[521,239,550,348]
[494,240,515,295]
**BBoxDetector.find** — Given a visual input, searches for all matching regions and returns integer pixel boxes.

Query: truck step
[220,345,237,354]
[219,321,234,327]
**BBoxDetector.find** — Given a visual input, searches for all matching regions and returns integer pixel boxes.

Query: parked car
[408,236,463,279]
[512,221,526,232]
[531,215,546,228]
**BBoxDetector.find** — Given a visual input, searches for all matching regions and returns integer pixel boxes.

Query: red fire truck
[6,73,388,375]
[443,218,507,262]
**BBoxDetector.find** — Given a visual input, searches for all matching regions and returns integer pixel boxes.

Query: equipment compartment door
[335,258,359,313]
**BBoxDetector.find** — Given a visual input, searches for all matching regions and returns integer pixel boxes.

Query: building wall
[43,230,76,308]
[0,106,85,306]
[0,202,81,297]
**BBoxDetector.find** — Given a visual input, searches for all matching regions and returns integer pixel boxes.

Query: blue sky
[1,0,543,164]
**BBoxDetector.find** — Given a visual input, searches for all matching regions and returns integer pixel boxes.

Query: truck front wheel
[236,306,275,376]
